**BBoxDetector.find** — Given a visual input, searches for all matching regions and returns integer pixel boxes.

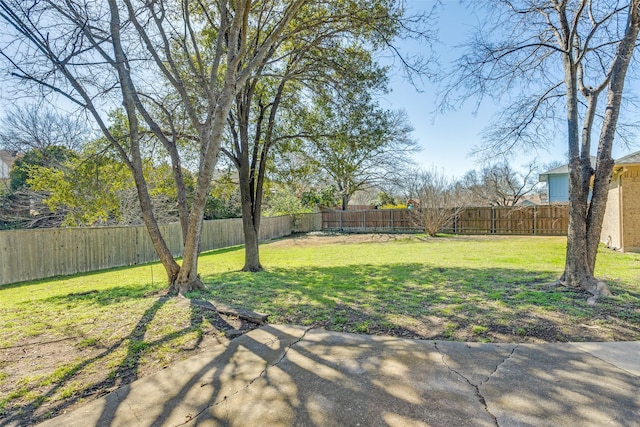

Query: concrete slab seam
[434,342,521,427]
[569,343,640,379]
[175,326,315,426]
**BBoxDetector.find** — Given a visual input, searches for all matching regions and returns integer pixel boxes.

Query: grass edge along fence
[0,213,322,286]
[322,205,569,236]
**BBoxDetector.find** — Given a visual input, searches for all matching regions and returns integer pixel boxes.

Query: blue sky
[380,1,633,179]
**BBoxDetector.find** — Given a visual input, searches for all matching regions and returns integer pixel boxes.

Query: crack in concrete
[481,344,519,386]
[122,390,142,424]
[434,342,519,427]
[252,326,314,383]
[175,327,314,426]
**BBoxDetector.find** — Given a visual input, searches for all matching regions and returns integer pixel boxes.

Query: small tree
[9,147,76,191]
[407,168,467,237]
[26,150,187,226]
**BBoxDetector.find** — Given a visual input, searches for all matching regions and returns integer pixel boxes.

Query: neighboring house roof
[539,156,597,182]
[516,194,545,206]
[539,151,640,182]
[614,150,640,165]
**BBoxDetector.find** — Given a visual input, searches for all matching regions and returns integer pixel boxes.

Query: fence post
[491,207,495,234]
[339,210,342,230]
[363,210,366,231]
[391,209,394,231]
[533,205,537,235]
[454,209,457,234]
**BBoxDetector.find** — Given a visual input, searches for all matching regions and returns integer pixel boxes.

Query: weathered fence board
[322,205,569,236]
[0,213,321,286]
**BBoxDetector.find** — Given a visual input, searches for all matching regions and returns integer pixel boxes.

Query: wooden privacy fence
[322,205,569,236]
[0,213,321,286]
[322,208,422,233]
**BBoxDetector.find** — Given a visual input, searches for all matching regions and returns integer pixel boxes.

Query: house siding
[0,160,10,191]
[548,174,569,203]
[621,167,640,252]
[601,176,621,250]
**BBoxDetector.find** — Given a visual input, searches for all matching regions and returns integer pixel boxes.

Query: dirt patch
[273,231,423,247]
[0,302,260,426]
[274,231,495,247]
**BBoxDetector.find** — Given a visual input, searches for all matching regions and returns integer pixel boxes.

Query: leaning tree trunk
[109,0,181,285]
[172,139,222,293]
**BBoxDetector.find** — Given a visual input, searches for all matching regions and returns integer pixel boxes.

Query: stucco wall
[621,167,640,252]
[601,176,621,250]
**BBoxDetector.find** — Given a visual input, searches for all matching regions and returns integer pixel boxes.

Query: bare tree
[0,187,66,229]
[462,162,539,206]
[0,104,88,154]
[0,0,305,293]
[443,0,640,299]
[407,168,468,237]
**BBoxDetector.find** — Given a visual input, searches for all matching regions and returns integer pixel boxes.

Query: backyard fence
[322,205,569,236]
[0,213,322,286]
[1,206,568,286]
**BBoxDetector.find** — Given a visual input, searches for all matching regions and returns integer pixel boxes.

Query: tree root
[555,274,611,305]
[585,280,612,305]
[170,275,206,296]
[188,298,269,324]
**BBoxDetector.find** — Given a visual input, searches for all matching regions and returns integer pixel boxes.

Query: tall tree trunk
[562,0,640,299]
[341,193,350,210]
[239,163,262,272]
[585,1,640,273]
[559,0,599,295]
[241,209,262,271]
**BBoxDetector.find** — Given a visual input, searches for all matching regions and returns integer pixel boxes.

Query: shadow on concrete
[38,325,640,427]
[0,294,249,427]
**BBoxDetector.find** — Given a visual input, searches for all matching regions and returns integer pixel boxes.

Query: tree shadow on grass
[201,263,640,342]
[35,284,163,306]
[0,292,253,426]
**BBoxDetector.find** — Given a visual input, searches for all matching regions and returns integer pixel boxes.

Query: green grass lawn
[1,233,639,424]
[190,234,640,340]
